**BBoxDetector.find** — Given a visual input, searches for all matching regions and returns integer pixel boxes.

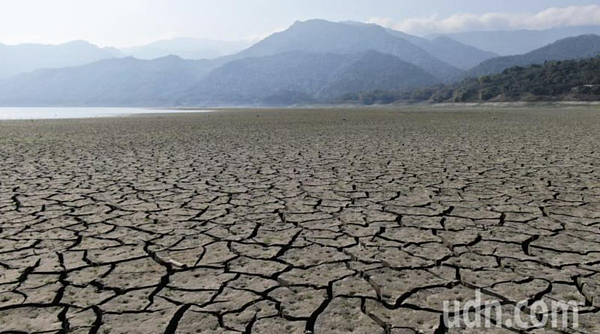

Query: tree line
[340,57,600,104]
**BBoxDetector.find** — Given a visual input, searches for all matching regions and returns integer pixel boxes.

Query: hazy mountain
[419,37,497,70]
[378,28,497,70]
[429,25,600,56]
[186,52,345,105]
[121,38,251,60]
[185,51,437,105]
[0,56,216,107]
[0,40,122,79]
[467,35,600,77]
[231,19,462,81]
[0,50,435,107]
[9,20,599,107]
[316,51,437,100]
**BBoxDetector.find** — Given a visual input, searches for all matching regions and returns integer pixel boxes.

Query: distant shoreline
[166,101,600,110]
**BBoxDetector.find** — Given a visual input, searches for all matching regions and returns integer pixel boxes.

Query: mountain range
[0,20,599,107]
[467,35,600,77]
[121,38,251,60]
[0,41,121,79]
[429,25,600,56]
[376,26,497,70]
[0,51,438,107]
[182,51,438,106]
[230,20,463,81]
[0,38,250,79]
[0,56,214,107]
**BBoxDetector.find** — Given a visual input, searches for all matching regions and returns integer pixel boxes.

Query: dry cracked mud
[1,106,599,333]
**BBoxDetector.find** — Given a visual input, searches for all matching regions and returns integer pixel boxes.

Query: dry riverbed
[1,107,600,333]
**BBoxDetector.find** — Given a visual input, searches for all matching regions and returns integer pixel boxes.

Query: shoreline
[1,102,599,121]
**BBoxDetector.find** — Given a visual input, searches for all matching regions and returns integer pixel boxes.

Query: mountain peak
[234,19,461,81]
[151,55,185,62]
[63,40,95,46]
[292,19,333,26]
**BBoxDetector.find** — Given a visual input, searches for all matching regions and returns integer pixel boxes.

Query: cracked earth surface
[1,107,600,333]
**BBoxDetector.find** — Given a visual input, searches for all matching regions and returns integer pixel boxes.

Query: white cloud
[368,5,600,36]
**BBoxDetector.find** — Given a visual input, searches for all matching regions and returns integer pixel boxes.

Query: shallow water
[0,107,214,120]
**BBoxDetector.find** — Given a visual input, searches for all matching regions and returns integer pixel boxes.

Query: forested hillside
[467,35,600,77]
[341,57,600,104]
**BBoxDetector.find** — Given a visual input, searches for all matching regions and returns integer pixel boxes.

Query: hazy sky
[1,0,599,47]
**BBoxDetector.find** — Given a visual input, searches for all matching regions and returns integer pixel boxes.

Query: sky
[1,0,599,47]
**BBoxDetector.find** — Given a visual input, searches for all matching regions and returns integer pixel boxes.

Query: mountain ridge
[183,50,438,106]
[340,57,600,104]
[121,37,251,60]
[2,20,600,107]
[0,56,215,107]
[467,35,600,77]
[429,25,600,56]
[0,50,437,107]
[230,19,463,81]
[0,40,123,79]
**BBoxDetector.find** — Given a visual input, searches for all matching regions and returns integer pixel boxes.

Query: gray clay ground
[1,107,599,333]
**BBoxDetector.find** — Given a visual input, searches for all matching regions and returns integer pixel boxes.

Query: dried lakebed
[1,107,599,333]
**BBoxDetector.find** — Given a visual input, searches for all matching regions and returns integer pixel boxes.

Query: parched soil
[1,107,599,333]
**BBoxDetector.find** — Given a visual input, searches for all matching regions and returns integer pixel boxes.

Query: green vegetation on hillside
[341,57,600,104]
[467,34,600,77]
